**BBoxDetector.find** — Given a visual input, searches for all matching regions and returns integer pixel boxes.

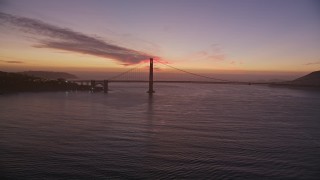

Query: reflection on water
[1,83,320,179]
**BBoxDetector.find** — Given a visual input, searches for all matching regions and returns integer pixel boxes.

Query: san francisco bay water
[1,83,320,179]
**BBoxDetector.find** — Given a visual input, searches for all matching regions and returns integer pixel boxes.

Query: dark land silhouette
[274,70,320,87]
[0,71,88,94]
[289,71,320,86]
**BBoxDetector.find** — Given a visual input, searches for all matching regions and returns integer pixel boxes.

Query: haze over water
[1,83,320,179]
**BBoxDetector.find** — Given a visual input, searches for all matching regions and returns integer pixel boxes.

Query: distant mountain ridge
[21,71,77,79]
[286,71,320,86]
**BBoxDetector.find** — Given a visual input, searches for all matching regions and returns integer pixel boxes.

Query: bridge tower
[103,80,109,93]
[147,58,155,94]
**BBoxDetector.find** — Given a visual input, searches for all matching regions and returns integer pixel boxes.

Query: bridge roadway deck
[72,80,271,85]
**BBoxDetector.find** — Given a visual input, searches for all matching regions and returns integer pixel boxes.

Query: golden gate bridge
[73,58,264,94]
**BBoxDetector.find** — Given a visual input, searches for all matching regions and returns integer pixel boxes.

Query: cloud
[189,44,226,62]
[0,0,8,8]
[304,61,320,66]
[206,54,225,61]
[207,44,225,61]
[0,60,24,64]
[0,12,153,65]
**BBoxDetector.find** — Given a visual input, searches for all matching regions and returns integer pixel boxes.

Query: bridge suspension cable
[106,58,248,83]
[107,62,146,81]
[154,59,238,83]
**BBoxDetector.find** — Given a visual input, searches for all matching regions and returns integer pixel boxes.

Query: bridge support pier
[91,80,96,92]
[147,58,155,94]
[103,80,109,93]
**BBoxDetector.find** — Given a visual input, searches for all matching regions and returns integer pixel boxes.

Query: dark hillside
[290,71,320,86]
[0,71,79,93]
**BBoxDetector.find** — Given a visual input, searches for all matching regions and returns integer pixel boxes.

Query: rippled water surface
[1,83,320,179]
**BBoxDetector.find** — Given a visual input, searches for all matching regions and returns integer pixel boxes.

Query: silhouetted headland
[272,70,320,88]
[0,71,89,94]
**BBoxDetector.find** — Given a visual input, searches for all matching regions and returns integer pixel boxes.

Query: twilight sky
[0,0,319,74]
